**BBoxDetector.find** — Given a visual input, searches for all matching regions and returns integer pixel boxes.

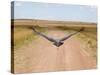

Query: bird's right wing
[32,27,56,42]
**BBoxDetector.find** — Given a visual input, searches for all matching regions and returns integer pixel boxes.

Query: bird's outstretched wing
[60,28,84,41]
[32,27,56,42]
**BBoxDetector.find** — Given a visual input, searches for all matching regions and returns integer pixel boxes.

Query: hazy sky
[12,1,97,23]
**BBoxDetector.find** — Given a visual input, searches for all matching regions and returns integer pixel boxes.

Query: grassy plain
[12,19,97,58]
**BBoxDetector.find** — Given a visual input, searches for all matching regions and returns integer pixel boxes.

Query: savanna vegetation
[12,19,97,59]
[13,26,47,49]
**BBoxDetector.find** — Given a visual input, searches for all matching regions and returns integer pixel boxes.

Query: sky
[11,1,97,23]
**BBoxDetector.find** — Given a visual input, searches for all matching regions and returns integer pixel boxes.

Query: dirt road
[14,29,96,73]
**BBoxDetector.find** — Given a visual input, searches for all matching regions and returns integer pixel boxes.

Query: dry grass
[14,27,35,49]
[77,28,97,58]
[13,26,47,49]
[13,19,97,28]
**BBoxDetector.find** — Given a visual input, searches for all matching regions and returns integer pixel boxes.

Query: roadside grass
[76,28,97,58]
[56,26,80,31]
[13,26,47,49]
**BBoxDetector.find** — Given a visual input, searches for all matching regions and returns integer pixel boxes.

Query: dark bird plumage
[32,27,84,47]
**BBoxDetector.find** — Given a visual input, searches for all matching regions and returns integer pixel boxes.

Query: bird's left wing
[60,28,84,41]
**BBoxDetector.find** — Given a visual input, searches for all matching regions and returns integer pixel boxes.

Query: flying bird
[32,27,84,47]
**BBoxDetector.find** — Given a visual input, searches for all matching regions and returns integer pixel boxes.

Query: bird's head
[53,41,64,47]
